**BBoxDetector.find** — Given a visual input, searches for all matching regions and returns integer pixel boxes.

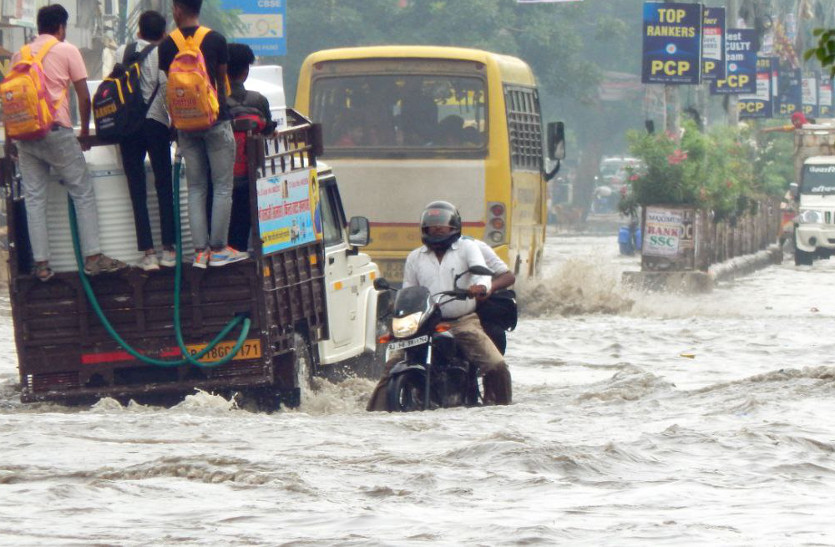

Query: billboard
[641,2,703,85]
[739,57,774,119]
[220,0,286,56]
[257,168,320,256]
[802,74,819,118]
[710,29,756,94]
[776,67,802,117]
[820,78,833,117]
[702,7,725,80]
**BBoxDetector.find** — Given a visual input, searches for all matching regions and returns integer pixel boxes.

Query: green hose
[68,150,251,368]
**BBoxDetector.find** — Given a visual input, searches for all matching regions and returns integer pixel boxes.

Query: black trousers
[228,178,251,251]
[119,119,174,252]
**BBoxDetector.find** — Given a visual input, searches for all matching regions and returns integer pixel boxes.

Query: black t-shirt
[159,25,229,120]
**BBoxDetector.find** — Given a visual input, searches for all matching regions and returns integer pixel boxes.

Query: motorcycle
[373,265,493,412]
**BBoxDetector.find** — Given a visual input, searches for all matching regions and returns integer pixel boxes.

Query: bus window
[311,74,487,157]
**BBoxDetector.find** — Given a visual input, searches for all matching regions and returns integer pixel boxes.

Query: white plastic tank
[45,143,195,272]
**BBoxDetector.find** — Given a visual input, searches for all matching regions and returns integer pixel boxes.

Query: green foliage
[625,121,771,221]
[806,28,835,78]
[199,0,244,38]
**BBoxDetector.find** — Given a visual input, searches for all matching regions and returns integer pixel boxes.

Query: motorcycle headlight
[392,311,422,338]
[799,209,824,224]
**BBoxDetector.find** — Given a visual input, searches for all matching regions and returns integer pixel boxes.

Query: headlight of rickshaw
[391,312,422,338]
[798,209,824,224]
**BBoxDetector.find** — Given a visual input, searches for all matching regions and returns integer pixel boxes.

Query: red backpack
[228,91,267,179]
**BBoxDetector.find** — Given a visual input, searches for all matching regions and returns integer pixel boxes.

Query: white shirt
[402,238,492,319]
[467,237,510,275]
[115,39,168,126]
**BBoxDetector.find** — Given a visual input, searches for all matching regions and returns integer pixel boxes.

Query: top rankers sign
[642,2,703,85]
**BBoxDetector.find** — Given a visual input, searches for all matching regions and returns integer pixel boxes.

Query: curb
[622,245,782,293]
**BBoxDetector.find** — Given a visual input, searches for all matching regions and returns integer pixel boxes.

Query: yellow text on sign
[652,60,691,76]
[738,102,766,113]
[657,8,687,23]
[716,75,751,89]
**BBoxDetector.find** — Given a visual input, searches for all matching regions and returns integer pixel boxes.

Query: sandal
[33,263,54,282]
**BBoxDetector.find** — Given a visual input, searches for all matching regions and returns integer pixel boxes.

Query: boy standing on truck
[226,43,276,252]
[2,4,126,281]
[114,10,175,271]
[158,0,246,268]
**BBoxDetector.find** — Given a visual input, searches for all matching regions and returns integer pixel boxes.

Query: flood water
[2,231,835,545]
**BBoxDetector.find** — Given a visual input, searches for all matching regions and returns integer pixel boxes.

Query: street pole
[727,0,739,126]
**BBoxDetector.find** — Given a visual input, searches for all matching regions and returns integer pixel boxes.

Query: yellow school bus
[295,46,564,282]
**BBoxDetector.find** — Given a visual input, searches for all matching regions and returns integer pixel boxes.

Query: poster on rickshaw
[257,167,320,256]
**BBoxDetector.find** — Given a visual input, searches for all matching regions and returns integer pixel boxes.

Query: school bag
[93,42,159,142]
[166,27,219,131]
[228,91,267,181]
[0,38,65,141]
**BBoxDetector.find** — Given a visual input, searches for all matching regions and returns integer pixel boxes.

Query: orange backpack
[0,38,66,140]
[166,27,219,131]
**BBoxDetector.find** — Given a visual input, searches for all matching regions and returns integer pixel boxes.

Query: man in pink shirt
[4,4,125,281]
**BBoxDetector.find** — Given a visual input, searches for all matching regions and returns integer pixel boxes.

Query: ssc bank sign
[221,0,286,56]
[641,2,703,85]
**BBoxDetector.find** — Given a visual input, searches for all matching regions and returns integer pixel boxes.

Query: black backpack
[93,43,159,142]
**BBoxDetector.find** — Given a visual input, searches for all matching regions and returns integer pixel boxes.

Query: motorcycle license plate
[388,335,429,351]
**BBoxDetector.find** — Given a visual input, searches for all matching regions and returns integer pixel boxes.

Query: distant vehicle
[592,156,643,214]
[295,45,565,282]
[792,123,835,266]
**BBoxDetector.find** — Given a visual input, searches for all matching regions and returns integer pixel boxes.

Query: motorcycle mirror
[373,278,391,291]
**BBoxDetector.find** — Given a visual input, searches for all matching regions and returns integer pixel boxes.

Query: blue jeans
[16,126,101,262]
[178,121,235,250]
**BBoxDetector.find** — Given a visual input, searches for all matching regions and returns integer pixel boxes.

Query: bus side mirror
[348,216,370,247]
[547,121,565,161]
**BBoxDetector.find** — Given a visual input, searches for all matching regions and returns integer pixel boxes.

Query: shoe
[139,253,160,271]
[84,254,127,276]
[193,249,210,269]
[209,246,249,267]
[33,263,54,282]
[160,249,176,268]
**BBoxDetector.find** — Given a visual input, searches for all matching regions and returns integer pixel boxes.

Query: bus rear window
[310,74,487,158]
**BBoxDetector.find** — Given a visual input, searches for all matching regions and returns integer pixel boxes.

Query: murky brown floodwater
[2,231,835,545]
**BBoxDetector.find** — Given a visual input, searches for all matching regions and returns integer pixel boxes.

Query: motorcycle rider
[366,201,513,410]
[463,236,516,354]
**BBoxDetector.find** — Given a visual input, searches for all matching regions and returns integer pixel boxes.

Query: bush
[624,120,781,221]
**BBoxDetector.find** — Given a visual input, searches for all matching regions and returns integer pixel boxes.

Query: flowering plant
[623,121,759,221]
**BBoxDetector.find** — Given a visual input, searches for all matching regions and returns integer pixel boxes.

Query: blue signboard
[702,7,725,80]
[641,2,703,85]
[739,57,774,119]
[820,78,833,117]
[776,67,802,117]
[257,168,320,256]
[710,29,757,94]
[802,73,819,118]
[220,0,286,56]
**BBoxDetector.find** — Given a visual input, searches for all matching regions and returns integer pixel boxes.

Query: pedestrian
[114,10,175,271]
[158,0,246,268]
[2,4,126,281]
[226,42,276,252]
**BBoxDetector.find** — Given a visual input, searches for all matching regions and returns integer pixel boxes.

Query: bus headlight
[392,312,421,338]
[798,209,824,224]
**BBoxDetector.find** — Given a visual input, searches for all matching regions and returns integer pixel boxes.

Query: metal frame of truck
[4,111,382,407]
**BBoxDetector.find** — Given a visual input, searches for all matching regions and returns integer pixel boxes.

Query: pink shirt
[12,34,88,129]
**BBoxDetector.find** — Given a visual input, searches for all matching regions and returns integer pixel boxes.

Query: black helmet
[420,201,462,250]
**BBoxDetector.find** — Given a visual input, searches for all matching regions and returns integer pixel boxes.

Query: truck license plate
[186,339,262,363]
[388,335,428,351]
